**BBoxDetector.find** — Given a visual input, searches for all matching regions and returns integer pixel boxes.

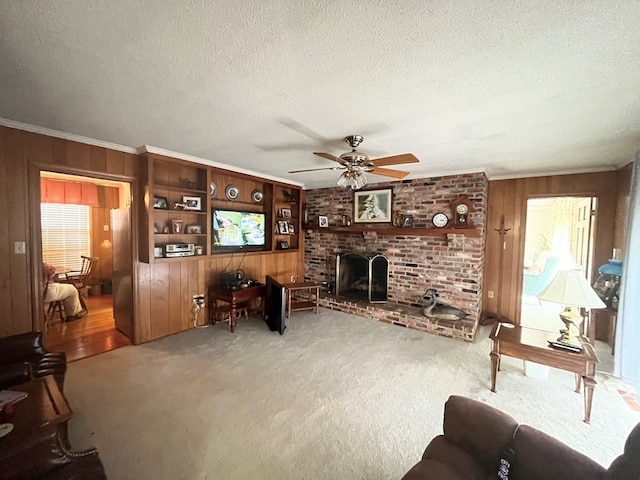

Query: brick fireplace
[303,173,488,341]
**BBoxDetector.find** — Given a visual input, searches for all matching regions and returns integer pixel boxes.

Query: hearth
[336,253,388,303]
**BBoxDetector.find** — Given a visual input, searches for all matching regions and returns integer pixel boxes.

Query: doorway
[519,196,613,372]
[40,171,132,361]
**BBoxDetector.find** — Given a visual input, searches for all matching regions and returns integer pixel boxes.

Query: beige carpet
[65,309,639,480]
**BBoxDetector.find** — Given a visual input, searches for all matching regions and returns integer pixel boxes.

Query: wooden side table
[489,322,599,423]
[207,284,266,332]
[281,282,321,318]
[0,376,73,477]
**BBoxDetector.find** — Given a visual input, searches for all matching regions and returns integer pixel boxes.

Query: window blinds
[41,203,91,272]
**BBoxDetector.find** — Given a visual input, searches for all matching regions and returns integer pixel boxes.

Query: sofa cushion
[0,362,31,390]
[512,425,606,480]
[420,435,486,479]
[606,422,640,479]
[401,458,474,480]
[442,396,519,473]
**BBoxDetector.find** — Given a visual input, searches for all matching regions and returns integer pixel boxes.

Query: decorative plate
[251,189,264,204]
[225,184,240,201]
[210,182,216,198]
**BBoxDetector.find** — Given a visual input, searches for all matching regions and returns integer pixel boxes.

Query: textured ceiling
[1,1,639,189]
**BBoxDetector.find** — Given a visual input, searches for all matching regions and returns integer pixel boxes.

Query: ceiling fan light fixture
[336,169,368,190]
[352,172,368,190]
[336,171,350,188]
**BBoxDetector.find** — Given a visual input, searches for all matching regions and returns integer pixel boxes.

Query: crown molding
[487,165,617,181]
[0,118,138,154]
[139,145,304,188]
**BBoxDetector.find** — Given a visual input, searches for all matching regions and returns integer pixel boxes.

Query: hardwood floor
[44,294,131,363]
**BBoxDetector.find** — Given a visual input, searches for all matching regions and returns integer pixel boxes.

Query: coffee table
[489,322,599,423]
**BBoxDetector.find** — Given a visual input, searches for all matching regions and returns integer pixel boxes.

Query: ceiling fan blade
[370,166,410,179]
[288,166,342,174]
[313,152,345,164]
[370,153,419,167]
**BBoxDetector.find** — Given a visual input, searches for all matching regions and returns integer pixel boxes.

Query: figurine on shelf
[283,190,297,203]
[173,202,187,210]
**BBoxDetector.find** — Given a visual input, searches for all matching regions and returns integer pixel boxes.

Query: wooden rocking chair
[64,256,99,311]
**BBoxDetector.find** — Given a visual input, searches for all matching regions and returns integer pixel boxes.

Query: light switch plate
[14,241,26,254]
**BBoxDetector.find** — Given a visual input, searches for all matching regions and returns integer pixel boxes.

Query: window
[41,203,90,272]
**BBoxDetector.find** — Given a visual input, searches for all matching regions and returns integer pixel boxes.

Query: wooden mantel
[305,226,481,237]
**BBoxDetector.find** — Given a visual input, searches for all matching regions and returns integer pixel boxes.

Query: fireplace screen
[336,253,388,303]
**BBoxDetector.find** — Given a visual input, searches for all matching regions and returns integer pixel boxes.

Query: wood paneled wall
[0,125,305,345]
[0,126,137,338]
[134,250,303,343]
[614,162,633,254]
[483,172,619,324]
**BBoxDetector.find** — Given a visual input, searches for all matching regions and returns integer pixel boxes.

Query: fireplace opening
[336,253,388,302]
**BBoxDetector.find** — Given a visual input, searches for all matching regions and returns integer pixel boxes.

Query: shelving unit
[139,153,304,262]
[140,155,209,263]
[273,187,301,251]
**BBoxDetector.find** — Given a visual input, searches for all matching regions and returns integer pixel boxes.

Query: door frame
[514,192,602,325]
[28,162,138,341]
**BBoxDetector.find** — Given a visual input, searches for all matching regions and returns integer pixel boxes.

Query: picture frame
[402,215,414,228]
[182,196,201,211]
[277,220,289,234]
[185,224,202,234]
[280,208,292,218]
[153,195,169,210]
[278,241,289,250]
[171,219,184,234]
[288,223,295,234]
[353,188,393,223]
[318,215,329,228]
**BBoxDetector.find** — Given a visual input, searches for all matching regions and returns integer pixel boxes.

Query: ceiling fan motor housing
[344,135,364,148]
[339,151,370,165]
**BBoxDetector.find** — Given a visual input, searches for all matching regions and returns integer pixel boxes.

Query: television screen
[212,210,266,248]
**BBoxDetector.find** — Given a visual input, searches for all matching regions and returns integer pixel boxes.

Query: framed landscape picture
[354,188,392,223]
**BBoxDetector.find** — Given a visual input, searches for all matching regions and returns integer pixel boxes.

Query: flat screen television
[212,209,266,250]
[265,275,286,335]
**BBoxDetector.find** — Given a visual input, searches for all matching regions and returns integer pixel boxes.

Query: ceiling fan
[288,135,419,189]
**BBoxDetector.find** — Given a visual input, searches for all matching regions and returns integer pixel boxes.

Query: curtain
[41,178,99,207]
[614,152,640,389]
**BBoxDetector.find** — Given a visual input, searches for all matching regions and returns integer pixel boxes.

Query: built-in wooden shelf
[306,226,481,237]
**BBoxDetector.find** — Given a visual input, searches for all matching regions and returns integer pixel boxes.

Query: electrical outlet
[488,290,494,299]
[192,294,205,306]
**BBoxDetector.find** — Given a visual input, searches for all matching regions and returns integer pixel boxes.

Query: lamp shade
[537,268,606,308]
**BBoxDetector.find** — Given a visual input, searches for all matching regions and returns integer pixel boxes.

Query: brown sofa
[402,395,640,480]
[0,331,67,390]
[0,331,107,480]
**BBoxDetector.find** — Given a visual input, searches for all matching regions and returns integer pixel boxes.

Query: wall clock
[432,212,449,228]
[451,196,472,228]
[225,185,239,201]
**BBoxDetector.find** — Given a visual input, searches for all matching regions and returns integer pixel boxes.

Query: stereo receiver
[165,243,195,257]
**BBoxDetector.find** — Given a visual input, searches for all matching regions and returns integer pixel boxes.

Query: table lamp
[536,268,606,347]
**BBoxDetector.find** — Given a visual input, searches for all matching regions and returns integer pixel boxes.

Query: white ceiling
[1,1,639,189]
